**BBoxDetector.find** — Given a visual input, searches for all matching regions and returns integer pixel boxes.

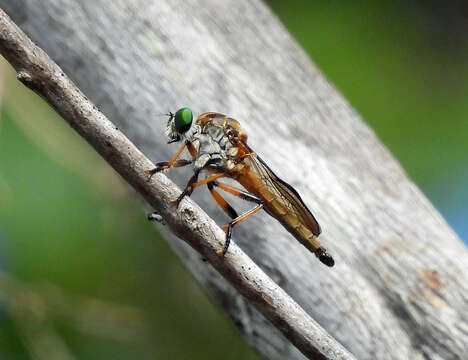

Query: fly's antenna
[155,111,175,126]
[165,111,175,127]
[166,111,175,120]
[155,111,174,119]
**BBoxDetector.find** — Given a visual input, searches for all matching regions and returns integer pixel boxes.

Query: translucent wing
[245,151,321,236]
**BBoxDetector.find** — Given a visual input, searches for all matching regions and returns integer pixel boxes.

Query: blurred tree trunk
[1,1,466,359]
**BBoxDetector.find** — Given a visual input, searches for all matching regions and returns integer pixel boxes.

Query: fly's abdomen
[236,170,322,253]
[269,204,322,253]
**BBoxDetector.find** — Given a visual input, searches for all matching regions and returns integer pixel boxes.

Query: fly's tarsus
[171,170,201,207]
[144,168,158,179]
[171,187,190,207]
[144,161,168,178]
[208,181,264,256]
[145,159,193,179]
[218,202,264,256]
[216,229,232,257]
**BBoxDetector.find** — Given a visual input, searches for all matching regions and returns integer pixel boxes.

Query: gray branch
[0,6,354,360]
[1,1,467,360]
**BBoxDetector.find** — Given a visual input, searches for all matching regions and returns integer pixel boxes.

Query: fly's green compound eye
[174,108,193,133]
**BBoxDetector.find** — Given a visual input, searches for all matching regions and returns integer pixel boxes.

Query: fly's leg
[221,204,263,256]
[144,141,197,178]
[207,182,239,219]
[146,141,199,223]
[208,181,264,255]
[144,141,186,178]
[145,159,192,177]
[171,170,199,207]
[172,172,225,207]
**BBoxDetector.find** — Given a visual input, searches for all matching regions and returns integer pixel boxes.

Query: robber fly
[145,108,334,267]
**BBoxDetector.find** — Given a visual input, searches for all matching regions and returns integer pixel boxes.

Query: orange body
[231,147,322,254]
[196,113,322,254]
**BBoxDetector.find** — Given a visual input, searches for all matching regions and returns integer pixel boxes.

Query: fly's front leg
[145,159,192,177]
[144,141,197,178]
[209,181,264,255]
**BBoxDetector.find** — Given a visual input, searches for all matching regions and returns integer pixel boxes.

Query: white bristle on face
[165,119,177,138]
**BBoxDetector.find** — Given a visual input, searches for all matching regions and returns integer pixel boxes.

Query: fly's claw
[171,190,187,208]
[144,168,157,179]
[144,164,167,179]
[171,185,195,208]
[217,225,232,256]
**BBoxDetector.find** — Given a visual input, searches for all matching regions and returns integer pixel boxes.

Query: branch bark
[1,1,467,360]
[0,7,354,360]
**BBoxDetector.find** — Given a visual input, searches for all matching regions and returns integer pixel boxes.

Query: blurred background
[0,1,466,359]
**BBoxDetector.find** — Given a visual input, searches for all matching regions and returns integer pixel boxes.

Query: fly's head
[165,108,194,143]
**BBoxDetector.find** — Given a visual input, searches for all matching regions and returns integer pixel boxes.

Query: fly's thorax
[190,127,227,172]
[198,133,222,157]
[196,112,247,144]
[190,112,249,173]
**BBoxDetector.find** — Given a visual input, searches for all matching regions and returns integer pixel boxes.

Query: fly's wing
[245,151,321,236]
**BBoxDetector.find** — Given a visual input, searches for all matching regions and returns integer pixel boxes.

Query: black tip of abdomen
[315,247,335,267]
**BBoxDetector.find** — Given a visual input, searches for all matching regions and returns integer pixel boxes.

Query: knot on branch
[17,69,32,84]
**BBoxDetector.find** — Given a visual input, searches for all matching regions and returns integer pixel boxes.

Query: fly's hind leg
[222,203,263,256]
[207,182,239,219]
[208,181,263,255]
